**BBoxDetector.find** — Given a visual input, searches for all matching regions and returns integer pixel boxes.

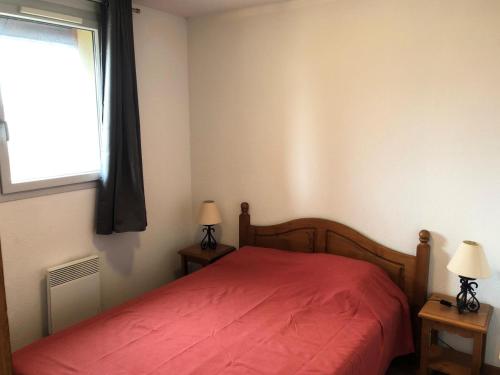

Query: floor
[386,356,418,375]
[386,355,498,375]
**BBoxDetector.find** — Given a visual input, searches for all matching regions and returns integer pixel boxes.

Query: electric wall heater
[47,255,101,334]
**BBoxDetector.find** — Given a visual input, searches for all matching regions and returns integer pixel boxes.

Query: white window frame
[0,0,102,196]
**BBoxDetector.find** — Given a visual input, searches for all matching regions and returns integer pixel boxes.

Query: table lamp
[447,241,491,314]
[198,200,222,250]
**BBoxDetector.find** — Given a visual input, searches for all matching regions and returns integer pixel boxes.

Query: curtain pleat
[96,0,147,234]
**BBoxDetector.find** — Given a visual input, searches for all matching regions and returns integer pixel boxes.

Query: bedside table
[178,244,236,276]
[418,293,493,375]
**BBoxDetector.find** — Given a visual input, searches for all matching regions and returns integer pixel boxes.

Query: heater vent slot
[48,256,99,287]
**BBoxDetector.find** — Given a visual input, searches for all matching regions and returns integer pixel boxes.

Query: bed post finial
[419,230,430,244]
[239,202,250,248]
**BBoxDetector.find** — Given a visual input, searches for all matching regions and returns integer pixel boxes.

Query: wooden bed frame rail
[239,202,431,348]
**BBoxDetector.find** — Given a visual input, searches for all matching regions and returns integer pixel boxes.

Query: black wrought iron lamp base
[456,276,480,314]
[201,225,217,250]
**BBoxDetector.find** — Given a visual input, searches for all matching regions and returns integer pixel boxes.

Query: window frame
[0,0,103,196]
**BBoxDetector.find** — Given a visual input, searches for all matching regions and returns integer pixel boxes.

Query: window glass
[0,16,100,186]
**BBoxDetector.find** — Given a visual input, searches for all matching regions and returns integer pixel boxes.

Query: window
[0,1,101,194]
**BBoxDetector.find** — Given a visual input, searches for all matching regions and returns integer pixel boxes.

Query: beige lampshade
[198,200,222,225]
[447,241,492,279]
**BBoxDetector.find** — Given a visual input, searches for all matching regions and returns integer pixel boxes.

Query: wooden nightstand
[178,244,236,276]
[418,293,493,375]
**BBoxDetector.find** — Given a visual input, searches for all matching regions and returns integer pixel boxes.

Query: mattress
[13,246,413,374]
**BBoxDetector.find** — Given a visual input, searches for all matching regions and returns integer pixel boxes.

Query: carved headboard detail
[325,230,410,293]
[239,202,431,346]
[253,228,316,252]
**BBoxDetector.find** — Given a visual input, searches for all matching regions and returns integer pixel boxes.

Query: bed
[1,202,431,374]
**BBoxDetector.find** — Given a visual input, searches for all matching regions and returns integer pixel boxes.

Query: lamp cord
[426,298,457,351]
[428,298,456,308]
[437,337,456,351]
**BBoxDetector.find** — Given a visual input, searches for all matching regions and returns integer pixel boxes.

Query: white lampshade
[447,241,492,279]
[198,200,222,225]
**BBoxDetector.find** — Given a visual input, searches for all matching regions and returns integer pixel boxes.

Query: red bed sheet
[13,246,413,375]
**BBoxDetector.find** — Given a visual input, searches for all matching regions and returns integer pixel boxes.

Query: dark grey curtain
[96,0,147,234]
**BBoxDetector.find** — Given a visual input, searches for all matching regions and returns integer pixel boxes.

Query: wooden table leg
[481,334,487,367]
[471,332,484,375]
[419,319,431,375]
[181,255,188,276]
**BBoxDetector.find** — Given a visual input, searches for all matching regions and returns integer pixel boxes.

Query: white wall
[0,5,193,351]
[189,0,500,365]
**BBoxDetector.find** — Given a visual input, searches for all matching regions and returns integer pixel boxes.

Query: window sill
[0,180,97,203]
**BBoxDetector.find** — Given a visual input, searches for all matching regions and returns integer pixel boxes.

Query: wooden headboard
[239,202,431,344]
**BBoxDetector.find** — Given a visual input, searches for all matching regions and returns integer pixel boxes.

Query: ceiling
[134,0,290,18]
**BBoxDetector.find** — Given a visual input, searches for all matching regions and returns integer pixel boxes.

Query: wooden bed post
[239,202,250,248]
[413,230,431,356]
[0,243,12,375]
[415,230,431,309]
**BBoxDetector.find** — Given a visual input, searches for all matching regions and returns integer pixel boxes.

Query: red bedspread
[13,247,413,375]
